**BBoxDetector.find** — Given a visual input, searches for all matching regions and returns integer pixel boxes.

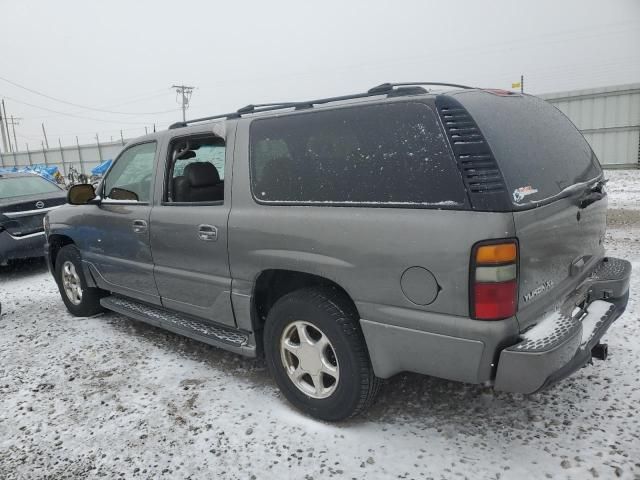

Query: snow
[605,170,640,211]
[579,300,613,347]
[522,299,614,348]
[521,310,564,342]
[1,169,639,479]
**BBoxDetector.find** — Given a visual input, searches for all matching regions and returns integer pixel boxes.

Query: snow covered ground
[1,170,639,480]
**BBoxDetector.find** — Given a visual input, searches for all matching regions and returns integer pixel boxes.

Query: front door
[80,141,160,305]
[149,130,235,327]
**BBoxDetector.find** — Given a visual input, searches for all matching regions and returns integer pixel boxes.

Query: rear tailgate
[512,193,606,329]
[454,90,606,330]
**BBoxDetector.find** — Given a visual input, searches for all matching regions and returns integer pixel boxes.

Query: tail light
[470,240,518,320]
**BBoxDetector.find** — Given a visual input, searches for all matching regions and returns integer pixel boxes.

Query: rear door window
[249,102,466,207]
[455,91,601,205]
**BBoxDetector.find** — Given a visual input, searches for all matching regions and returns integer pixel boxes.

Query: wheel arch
[47,234,75,273]
[250,269,360,356]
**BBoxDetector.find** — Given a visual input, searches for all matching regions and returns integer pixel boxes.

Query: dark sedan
[0,172,66,265]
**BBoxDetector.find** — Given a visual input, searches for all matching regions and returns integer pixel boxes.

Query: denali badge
[35,201,45,209]
[523,280,554,303]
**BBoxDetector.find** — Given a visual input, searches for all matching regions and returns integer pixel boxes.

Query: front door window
[103,142,157,202]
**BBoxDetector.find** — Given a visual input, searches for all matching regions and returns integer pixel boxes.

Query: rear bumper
[360,256,631,391]
[494,257,631,394]
[0,230,46,263]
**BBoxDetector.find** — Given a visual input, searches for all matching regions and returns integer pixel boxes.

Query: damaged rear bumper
[494,257,631,394]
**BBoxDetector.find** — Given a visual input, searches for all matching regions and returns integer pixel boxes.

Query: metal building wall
[0,140,125,175]
[541,83,640,168]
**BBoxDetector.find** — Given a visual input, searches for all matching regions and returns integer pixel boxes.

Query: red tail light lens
[471,240,518,320]
[473,280,517,320]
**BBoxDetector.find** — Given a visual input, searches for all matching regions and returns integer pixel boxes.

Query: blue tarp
[91,159,112,175]
[0,164,60,183]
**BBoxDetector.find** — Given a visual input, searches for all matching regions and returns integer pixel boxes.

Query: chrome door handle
[198,224,218,242]
[132,219,148,233]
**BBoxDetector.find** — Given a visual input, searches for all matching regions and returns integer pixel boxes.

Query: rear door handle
[132,219,148,233]
[198,224,218,242]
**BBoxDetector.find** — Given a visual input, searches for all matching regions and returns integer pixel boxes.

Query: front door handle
[132,219,148,233]
[198,224,218,242]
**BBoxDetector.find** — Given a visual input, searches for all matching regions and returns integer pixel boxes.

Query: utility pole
[172,84,195,122]
[1,100,11,152]
[0,102,8,153]
[521,74,524,94]
[42,123,50,149]
[8,116,21,153]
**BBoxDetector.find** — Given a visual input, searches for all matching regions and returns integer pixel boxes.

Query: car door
[79,141,161,305]
[149,126,235,327]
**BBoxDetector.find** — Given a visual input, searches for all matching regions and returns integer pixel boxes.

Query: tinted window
[455,91,602,205]
[250,102,465,207]
[104,142,156,202]
[0,176,61,199]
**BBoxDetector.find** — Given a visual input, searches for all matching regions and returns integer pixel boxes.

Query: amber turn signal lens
[475,243,517,264]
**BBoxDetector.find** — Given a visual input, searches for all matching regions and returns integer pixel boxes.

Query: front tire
[264,287,381,421]
[55,245,105,317]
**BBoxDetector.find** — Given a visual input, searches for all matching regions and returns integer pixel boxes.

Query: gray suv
[45,83,631,421]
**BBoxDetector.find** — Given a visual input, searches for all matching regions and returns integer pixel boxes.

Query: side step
[100,295,254,356]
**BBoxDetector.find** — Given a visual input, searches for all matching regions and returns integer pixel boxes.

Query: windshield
[0,176,61,200]
[455,91,602,205]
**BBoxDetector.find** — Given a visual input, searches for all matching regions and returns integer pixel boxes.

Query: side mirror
[67,184,97,205]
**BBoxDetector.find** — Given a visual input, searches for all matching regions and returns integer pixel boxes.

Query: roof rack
[168,81,473,129]
[367,82,473,94]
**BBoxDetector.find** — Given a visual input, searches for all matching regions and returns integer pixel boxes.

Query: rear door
[455,91,606,328]
[149,125,236,327]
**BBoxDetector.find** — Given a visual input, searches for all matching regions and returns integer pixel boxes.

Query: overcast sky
[1,0,638,149]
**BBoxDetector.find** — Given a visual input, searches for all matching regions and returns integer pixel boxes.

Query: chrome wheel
[280,321,339,399]
[61,261,83,305]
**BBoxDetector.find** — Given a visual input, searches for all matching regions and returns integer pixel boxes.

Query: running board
[100,295,255,356]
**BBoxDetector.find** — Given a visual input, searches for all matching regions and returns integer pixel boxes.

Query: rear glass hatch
[449,91,606,329]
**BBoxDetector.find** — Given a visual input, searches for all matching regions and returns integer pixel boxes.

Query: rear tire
[55,245,106,317]
[264,287,381,421]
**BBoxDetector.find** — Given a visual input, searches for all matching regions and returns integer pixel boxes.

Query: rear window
[455,91,601,205]
[0,175,61,200]
[249,102,466,207]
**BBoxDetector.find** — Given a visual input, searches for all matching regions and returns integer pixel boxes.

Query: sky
[0,0,639,150]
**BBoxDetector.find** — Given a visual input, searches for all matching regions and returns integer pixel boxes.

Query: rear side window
[249,102,466,207]
[455,91,601,205]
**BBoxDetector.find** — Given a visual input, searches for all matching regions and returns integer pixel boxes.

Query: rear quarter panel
[228,119,516,327]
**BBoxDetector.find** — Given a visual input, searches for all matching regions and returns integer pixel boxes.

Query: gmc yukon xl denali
[44,82,632,421]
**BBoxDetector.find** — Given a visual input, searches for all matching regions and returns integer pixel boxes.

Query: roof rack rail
[368,82,473,94]
[168,81,474,129]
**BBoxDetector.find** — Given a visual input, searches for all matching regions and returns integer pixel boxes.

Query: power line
[0,76,176,115]
[0,94,179,125]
